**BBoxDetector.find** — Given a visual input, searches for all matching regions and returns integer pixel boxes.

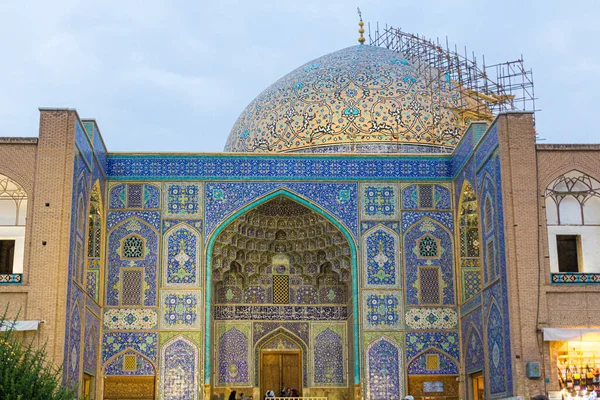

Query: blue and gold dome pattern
[226,45,474,153]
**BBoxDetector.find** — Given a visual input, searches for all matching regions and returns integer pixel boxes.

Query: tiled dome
[226,45,475,154]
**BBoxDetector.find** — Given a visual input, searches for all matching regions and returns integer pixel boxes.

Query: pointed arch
[205,189,360,385]
[159,336,199,400]
[485,298,506,395]
[407,346,459,375]
[254,327,308,387]
[465,323,484,373]
[163,222,201,287]
[404,217,454,306]
[106,216,159,307]
[457,180,482,303]
[66,300,83,386]
[365,336,404,400]
[103,348,157,376]
[362,224,400,288]
[545,169,600,225]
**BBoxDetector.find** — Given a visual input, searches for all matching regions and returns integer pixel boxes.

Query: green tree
[0,310,77,399]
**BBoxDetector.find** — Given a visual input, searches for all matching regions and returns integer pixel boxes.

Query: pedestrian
[228,390,237,400]
[531,396,548,400]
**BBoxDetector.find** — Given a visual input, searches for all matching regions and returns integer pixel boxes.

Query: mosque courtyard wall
[0,105,598,400]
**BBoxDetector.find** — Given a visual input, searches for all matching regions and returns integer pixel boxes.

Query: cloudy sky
[0,0,597,152]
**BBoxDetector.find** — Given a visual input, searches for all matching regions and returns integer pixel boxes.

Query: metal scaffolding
[368,23,537,123]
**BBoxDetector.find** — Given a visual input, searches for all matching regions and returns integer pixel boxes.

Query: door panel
[261,351,302,396]
[262,353,281,396]
[282,354,301,395]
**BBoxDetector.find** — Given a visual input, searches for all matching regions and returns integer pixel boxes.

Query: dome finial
[357,7,365,44]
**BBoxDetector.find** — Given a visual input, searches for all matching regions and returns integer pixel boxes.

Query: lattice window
[426,354,440,371]
[486,240,497,280]
[127,184,143,208]
[0,174,27,226]
[484,197,493,233]
[419,266,440,305]
[87,183,102,258]
[419,185,433,208]
[459,182,480,258]
[74,241,84,284]
[122,235,144,259]
[121,269,143,306]
[418,235,438,258]
[123,354,137,371]
[545,171,600,225]
[77,197,86,233]
[273,275,289,304]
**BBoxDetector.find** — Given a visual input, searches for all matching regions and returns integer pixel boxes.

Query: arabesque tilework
[312,322,346,386]
[102,332,158,364]
[103,308,158,330]
[363,291,402,330]
[405,308,458,330]
[163,183,202,218]
[160,290,202,330]
[216,322,251,386]
[363,226,400,287]
[360,183,399,220]
[159,336,199,400]
[407,348,459,375]
[163,224,201,287]
[76,97,516,399]
[365,336,404,400]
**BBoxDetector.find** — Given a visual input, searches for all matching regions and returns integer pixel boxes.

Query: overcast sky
[0,0,598,152]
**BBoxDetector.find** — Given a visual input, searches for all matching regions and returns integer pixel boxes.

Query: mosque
[0,19,599,400]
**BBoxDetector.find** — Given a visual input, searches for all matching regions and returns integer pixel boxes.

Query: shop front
[545,329,600,400]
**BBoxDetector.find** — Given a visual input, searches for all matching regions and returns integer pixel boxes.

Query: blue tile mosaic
[104,350,156,376]
[363,227,400,287]
[360,221,401,236]
[107,155,452,181]
[102,332,158,364]
[404,217,455,305]
[106,217,158,306]
[366,338,403,399]
[160,337,199,400]
[407,349,459,375]
[107,211,161,231]
[217,326,249,385]
[405,331,460,362]
[475,123,499,171]
[205,182,358,239]
[363,292,401,330]
[313,326,345,386]
[163,224,201,286]
[109,184,126,209]
[361,184,398,219]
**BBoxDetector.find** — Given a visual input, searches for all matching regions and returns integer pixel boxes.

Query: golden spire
[357,7,365,44]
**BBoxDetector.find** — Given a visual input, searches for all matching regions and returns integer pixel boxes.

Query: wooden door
[260,351,301,396]
[262,353,281,397]
[282,353,301,393]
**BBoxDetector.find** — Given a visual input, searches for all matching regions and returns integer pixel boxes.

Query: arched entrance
[206,191,358,398]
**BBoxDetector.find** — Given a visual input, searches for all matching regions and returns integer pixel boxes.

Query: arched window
[417,235,439,258]
[122,235,145,259]
[484,196,493,233]
[86,181,102,301]
[459,183,480,258]
[87,182,102,258]
[0,174,27,281]
[545,171,600,225]
[457,181,482,302]
[545,171,600,274]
